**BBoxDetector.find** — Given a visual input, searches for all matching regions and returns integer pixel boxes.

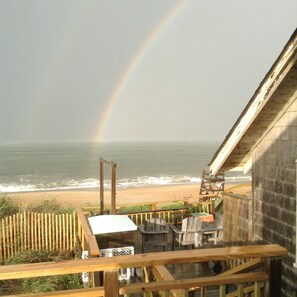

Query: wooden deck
[96,228,263,297]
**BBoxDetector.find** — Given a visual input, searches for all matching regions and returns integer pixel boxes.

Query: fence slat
[66,213,69,250]
[13,214,16,255]
[31,213,34,250]
[59,215,62,250]
[45,213,48,250]
[38,213,41,250]
[62,214,66,250]
[34,213,37,250]
[56,215,59,251]
[6,217,10,258]
[1,218,5,261]
[69,212,73,250]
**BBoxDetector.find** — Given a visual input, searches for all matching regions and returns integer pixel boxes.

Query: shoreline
[2,182,252,208]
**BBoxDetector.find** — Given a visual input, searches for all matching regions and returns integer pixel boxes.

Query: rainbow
[94,0,190,142]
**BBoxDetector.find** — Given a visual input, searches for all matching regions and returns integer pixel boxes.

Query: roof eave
[209,29,297,175]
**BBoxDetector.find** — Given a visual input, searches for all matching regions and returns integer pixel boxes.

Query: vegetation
[0,197,80,294]
[0,196,20,219]
[159,202,185,210]
[0,196,74,218]
[118,204,152,213]
[27,198,74,214]
[0,251,82,295]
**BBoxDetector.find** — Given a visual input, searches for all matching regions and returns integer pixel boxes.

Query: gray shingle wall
[252,98,297,296]
[222,193,253,244]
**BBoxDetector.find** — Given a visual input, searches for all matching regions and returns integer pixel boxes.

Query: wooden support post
[237,283,243,297]
[219,285,226,297]
[110,162,117,214]
[268,258,282,297]
[100,158,104,215]
[152,203,157,218]
[201,287,207,297]
[254,281,261,297]
[211,198,215,214]
[104,270,119,297]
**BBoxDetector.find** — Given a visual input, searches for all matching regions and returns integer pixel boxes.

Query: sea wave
[0,174,251,193]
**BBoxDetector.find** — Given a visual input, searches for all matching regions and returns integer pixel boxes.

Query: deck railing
[0,244,287,297]
[123,201,214,225]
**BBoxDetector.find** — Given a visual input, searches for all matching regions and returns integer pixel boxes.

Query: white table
[88,215,137,235]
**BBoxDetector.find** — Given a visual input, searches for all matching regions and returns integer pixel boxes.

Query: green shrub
[28,199,73,214]
[0,250,82,295]
[0,196,20,219]
[118,204,152,213]
[159,202,184,210]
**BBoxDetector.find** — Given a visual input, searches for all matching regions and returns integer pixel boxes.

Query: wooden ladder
[199,168,225,195]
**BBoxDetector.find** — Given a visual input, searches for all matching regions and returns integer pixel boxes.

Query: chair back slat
[145,218,167,232]
[181,216,201,242]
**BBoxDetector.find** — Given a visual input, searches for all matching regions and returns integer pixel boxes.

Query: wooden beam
[0,245,287,280]
[153,265,186,297]
[76,208,99,257]
[220,258,263,276]
[226,283,264,297]
[119,272,268,295]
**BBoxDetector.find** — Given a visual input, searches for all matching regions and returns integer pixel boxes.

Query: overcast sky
[0,1,296,143]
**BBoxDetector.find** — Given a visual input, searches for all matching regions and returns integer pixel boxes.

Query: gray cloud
[0,0,296,143]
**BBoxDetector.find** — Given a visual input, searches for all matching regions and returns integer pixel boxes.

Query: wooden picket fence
[0,211,77,261]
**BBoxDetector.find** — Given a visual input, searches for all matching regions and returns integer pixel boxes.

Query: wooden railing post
[265,257,282,297]
[99,158,104,215]
[110,162,117,214]
[104,270,119,297]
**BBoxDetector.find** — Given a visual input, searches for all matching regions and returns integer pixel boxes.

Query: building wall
[252,98,297,296]
[222,192,253,244]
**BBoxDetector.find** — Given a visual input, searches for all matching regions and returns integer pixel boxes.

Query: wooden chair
[170,216,202,250]
[202,212,223,245]
[138,218,169,252]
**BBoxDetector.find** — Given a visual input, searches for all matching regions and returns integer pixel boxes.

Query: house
[209,29,297,296]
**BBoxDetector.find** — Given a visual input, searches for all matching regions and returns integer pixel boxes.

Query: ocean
[0,141,251,193]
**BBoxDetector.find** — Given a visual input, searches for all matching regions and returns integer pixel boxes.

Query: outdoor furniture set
[139,212,223,252]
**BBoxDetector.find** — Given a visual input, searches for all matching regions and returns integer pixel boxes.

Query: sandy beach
[3,182,252,209]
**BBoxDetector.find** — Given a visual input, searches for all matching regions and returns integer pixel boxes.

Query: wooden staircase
[199,168,225,196]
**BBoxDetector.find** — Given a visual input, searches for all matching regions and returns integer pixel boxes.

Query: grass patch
[118,204,152,213]
[0,196,20,219]
[0,250,82,295]
[159,202,185,210]
[0,196,74,218]
[27,199,73,214]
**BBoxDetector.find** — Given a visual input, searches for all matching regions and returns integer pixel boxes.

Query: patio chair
[171,216,202,250]
[202,212,223,245]
[138,218,169,252]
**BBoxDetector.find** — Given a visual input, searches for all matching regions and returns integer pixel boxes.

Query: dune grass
[0,196,20,219]
[0,250,82,295]
[0,195,74,219]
